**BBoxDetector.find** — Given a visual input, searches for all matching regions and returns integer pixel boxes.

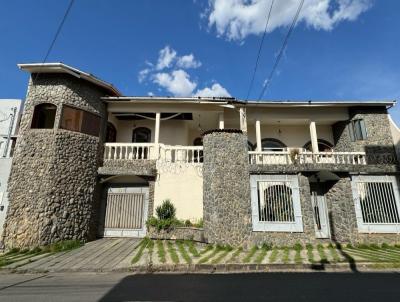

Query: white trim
[250,174,303,232]
[351,175,400,233]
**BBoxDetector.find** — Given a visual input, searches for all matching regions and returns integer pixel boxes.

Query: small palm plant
[156,199,176,220]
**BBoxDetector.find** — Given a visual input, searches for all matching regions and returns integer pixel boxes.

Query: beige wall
[246,124,334,149]
[154,164,203,222]
[116,119,190,145]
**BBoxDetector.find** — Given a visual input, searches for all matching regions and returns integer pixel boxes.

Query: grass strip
[345,247,400,262]
[167,241,180,264]
[131,238,151,264]
[198,245,223,264]
[306,244,314,263]
[328,244,340,262]
[211,246,233,264]
[243,246,258,263]
[293,244,303,264]
[282,247,290,264]
[185,240,200,257]
[228,247,243,263]
[176,240,192,264]
[156,240,166,263]
[255,245,270,264]
[317,244,328,263]
[199,244,213,255]
[269,247,279,263]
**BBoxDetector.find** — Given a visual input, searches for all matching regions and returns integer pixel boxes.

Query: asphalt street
[0,272,400,301]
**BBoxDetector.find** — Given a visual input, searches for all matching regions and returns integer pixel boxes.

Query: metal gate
[103,187,148,238]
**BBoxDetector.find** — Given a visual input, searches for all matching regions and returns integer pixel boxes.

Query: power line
[33,0,75,83]
[258,0,304,100]
[245,0,275,101]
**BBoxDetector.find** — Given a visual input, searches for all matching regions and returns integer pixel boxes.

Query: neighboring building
[2,63,400,248]
[0,99,22,237]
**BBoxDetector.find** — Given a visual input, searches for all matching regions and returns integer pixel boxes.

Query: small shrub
[184,220,192,227]
[194,218,203,228]
[381,243,390,249]
[156,199,176,220]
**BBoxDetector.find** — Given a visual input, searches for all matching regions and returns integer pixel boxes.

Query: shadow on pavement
[99,272,400,302]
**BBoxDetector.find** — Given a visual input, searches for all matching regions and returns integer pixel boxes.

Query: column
[154,112,161,158]
[255,119,262,152]
[218,112,224,129]
[309,121,319,153]
[239,107,247,133]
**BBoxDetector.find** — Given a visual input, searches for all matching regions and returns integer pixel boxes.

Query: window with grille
[250,175,303,232]
[351,175,400,233]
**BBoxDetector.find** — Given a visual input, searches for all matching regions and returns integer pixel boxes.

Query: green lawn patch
[132,238,152,264]
[317,244,328,263]
[255,245,271,264]
[211,246,233,264]
[176,240,191,264]
[293,244,303,264]
[269,247,279,263]
[328,244,340,262]
[185,240,200,257]
[228,247,243,263]
[167,241,180,264]
[198,245,223,264]
[156,240,166,263]
[306,244,314,263]
[243,246,258,263]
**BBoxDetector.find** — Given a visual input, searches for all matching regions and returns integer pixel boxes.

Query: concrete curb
[2,262,400,274]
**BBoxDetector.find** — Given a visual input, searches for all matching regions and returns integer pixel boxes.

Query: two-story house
[2,63,399,248]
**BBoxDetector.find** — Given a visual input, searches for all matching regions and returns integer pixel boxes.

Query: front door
[311,187,330,239]
[102,187,148,238]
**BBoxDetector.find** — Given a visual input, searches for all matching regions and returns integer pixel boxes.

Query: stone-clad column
[202,129,252,246]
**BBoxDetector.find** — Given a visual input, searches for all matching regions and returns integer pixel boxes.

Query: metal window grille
[257,181,295,222]
[357,182,400,224]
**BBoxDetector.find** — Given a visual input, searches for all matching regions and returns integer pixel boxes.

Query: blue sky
[1,0,400,122]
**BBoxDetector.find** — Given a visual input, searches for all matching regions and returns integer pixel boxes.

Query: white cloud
[153,69,197,97]
[194,83,231,97]
[156,46,177,70]
[139,46,229,97]
[207,0,372,40]
[177,54,202,69]
[138,68,151,83]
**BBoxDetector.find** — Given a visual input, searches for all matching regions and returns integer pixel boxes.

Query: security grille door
[103,189,148,237]
[311,190,330,239]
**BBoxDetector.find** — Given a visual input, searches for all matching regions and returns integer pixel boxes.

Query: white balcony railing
[249,151,292,165]
[104,143,157,160]
[249,149,367,165]
[297,151,367,165]
[104,143,203,164]
[160,145,203,164]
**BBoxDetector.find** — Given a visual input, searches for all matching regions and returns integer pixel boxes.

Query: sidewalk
[2,238,400,273]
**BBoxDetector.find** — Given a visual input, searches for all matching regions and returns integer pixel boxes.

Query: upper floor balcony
[100,98,397,173]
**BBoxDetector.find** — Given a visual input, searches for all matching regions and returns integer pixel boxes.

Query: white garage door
[103,187,148,237]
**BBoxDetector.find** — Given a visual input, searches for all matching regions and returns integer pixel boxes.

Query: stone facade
[333,106,397,165]
[2,74,108,248]
[202,130,252,246]
[147,226,204,242]
[98,159,157,176]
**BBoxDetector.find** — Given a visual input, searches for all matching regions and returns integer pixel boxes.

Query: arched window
[106,122,117,142]
[193,137,203,146]
[261,138,286,152]
[132,127,151,143]
[259,184,295,222]
[31,103,57,129]
[303,139,333,152]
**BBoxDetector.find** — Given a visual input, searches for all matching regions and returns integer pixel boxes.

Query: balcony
[104,143,203,164]
[248,149,367,165]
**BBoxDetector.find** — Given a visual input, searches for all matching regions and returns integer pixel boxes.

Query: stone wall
[202,130,252,246]
[98,160,157,176]
[333,106,397,165]
[2,73,108,248]
[147,226,205,242]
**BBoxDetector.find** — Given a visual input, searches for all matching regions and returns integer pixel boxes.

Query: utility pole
[2,107,17,158]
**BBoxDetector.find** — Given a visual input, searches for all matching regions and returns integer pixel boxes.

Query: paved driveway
[11,238,140,273]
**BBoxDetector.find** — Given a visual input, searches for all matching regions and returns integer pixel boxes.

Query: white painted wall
[154,164,203,222]
[0,158,12,236]
[0,99,22,157]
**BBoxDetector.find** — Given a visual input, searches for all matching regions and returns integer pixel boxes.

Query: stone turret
[2,72,109,248]
[202,129,252,246]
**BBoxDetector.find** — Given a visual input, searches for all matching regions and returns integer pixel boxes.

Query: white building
[0,99,22,236]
